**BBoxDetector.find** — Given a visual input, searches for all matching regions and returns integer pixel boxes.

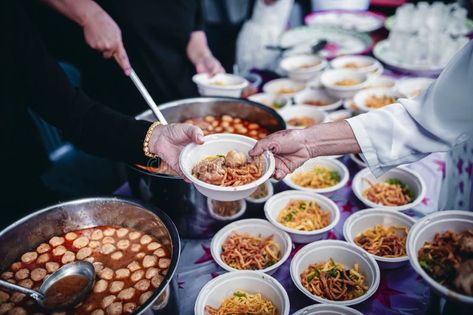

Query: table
[117,152,446,314]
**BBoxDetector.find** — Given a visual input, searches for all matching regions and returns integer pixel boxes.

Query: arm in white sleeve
[347,40,473,177]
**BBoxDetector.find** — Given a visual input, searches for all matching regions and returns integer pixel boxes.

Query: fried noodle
[354,224,408,258]
[205,290,279,315]
[362,178,413,206]
[277,200,330,231]
[291,166,341,189]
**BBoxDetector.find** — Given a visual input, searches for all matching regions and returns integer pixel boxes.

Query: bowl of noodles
[320,69,369,99]
[210,219,292,274]
[263,78,306,97]
[195,271,290,315]
[279,105,327,129]
[343,208,416,269]
[407,210,473,304]
[192,73,249,97]
[290,240,380,306]
[352,167,425,211]
[353,87,401,112]
[283,157,349,196]
[207,198,247,221]
[180,134,275,201]
[293,304,363,315]
[245,181,274,204]
[264,190,340,244]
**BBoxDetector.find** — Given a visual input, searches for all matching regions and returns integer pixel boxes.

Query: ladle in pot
[0,261,95,310]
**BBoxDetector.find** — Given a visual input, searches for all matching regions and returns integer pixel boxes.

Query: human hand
[82,9,131,75]
[149,123,204,178]
[195,54,225,76]
[249,129,312,180]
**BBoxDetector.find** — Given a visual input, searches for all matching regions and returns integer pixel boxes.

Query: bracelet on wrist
[143,121,161,158]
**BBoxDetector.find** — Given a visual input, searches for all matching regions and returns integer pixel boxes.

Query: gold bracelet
[143,121,161,158]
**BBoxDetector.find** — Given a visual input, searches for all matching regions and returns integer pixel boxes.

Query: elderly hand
[195,54,225,76]
[249,129,311,180]
[82,9,131,75]
[149,123,204,177]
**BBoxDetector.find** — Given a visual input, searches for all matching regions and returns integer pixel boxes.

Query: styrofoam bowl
[397,77,435,99]
[210,219,292,274]
[352,167,426,211]
[180,134,275,201]
[194,271,290,315]
[263,78,306,97]
[207,198,247,221]
[353,87,401,113]
[283,157,349,196]
[280,54,328,82]
[290,240,380,306]
[248,93,290,111]
[264,190,340,243]
[366,75,397,89]
[245,180,274,204]
[279,105,327,129]
[343,208,416,269]
[330,55,379,74]
[320,70,369,99]
[407,210,473,304]
[293,89,343,111]
[293,304,363,315]
[192,73,248,97]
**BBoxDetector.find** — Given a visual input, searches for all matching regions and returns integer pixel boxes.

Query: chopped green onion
[233,291,246,298]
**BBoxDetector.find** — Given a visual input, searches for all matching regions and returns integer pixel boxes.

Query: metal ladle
[0,261,95,310]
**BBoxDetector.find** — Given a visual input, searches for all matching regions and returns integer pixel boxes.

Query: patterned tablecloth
[138,152,447,315]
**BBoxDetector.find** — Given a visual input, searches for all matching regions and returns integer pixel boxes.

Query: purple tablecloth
[117,153,446,314]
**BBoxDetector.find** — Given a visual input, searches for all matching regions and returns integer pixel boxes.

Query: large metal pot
[126,97,286,238]
[0,197,180,314]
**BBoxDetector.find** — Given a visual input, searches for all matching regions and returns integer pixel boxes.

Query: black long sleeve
[2,0,151,164]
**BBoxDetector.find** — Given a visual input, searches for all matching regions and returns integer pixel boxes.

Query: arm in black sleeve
[194,0,204,31]
[10,1,150,164]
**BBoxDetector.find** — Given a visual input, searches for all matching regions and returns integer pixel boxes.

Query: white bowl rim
[207,198,247,221]
[283,157,350,194]
[245,180,274,203]
[352,167,426,211]
[180,134,276,192]
[264,190,341,236]
[292,303,363,315]
[343,208,416,263]
[210,218,293,273]
[331,55,379,70]
[280,54,328,73]
[263,78,307,93]
[353,87,401,112]
[320,69,369,90]
[293,89,343,111]
[290,240,381,306]
[406,210,473,304]
[194,270,291,315]
[192,73,249,90]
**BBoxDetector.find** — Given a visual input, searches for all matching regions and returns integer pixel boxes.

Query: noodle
[365,95,396,109]
[211,200,241,217]
[362,178,413,206]
[192,151,263,187]
[291,166,341,189]
[287,117,318,127]
[354,224,408,258]
[300,258,368,301]
[220,233,280,270]
[205,290,279,315]
[249,183,269,199]
[277,200,330,231]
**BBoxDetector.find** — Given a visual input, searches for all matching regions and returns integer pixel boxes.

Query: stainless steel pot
[0,197,180,314]
[126,97,286,238]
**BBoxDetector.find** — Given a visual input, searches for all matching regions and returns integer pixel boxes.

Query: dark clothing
[81,0,204,115]
[1,1,150,222]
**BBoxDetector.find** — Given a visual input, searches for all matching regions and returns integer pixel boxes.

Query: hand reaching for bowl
[249,121,362,180]
[149,124,204,178]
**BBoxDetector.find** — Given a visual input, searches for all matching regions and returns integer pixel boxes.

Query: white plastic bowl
[353,87,401,113]
[264,190,340,244]
[320,70,369,99]
[407,210,473,304]
[279,105,328,129]
[396,77,435,99]
[245,180,274,204]
[248,93,290,111]
[352,167,426,211]
[180,134,275,201]
[194,271,290,315]
[293,89,342,111]
[283,157,349,196]
[343,208,416,269]
[290,240,380,306]
[210,219,292,274]
[280,54,328,82]
[263,78,306,97]
[366,75,397,89]
[349,153,367,168]
[207,198,247,221]
[293,304,363,315]
[192,73,248,97]
[330,55,379,74]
